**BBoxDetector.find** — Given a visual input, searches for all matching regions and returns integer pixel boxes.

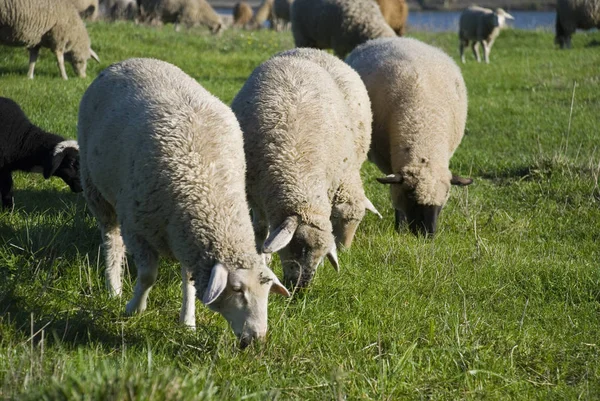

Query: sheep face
[203,262,289,348]
[45,141,82,193]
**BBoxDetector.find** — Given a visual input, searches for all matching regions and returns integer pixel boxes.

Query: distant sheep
[250,0,275,29]
[232,49,376,288]
[138,0,223,33]
[233,1,254,27]
[78,58,289,346]
[555,0,600,48]
[459,5,514,63]
[0,0,100,79]
[0,97,82,209]
[70,0,99,20]
[100,0,138,20]
[346,38,472,236]
[273,0,294,29]
[291,0,396,58]
[375,0,408,36]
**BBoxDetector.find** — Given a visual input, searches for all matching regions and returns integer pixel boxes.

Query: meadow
[1,22,599,400]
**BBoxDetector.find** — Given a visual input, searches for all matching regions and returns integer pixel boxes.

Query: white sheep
[290,0,396,58]
[555,0,600,49]
[346,37,473,236]
[0,0,100,80]
[78,58,289,347]
[231,50,375,288]
[458,5,514,64]
[70,0,99,20]
[138,0,223,33]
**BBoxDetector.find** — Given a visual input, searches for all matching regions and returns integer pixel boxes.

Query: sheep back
[138,0,223,32]
[233,1,254,26]
[70,0,99,20]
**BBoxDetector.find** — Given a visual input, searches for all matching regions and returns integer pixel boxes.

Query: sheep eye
[232,286,243,293]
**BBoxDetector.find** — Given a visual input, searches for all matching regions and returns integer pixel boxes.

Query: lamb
[233,1,254,27]
[0,0,100,80]
[375,0,408,36]
[137,0,223,33]
[231,50,376,288]
[70,0,99,20]
[346,37,473,236]
[0,97,82,209]
[458,5,514,64]
[78,58,289,347]
[290,0,396,58]
[555,0,600,49]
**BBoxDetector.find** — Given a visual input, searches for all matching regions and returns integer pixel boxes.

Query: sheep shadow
[479,164,552,186]
[585,39,600,48]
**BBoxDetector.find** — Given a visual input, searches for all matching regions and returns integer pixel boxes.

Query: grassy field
[1,23,600,400]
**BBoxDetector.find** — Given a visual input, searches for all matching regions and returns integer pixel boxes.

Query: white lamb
[231,50,375,288]
[78,58,289,347]
[346,37,473,236]
[458,5,514,64]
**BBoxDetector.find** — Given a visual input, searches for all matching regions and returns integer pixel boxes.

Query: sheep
[78,58,290,347]
[346,37,473,236]
[555,0,600,49]
[290,0,396,58]
[70,0,100,20]
[250,0,275,29]
[100,0,138,21]
[0,97,82,210]
[233,1,254,27]
[231,50,376,288]
[273,0,293,29]
[458,5,514,64]
[0,0,100,80]
[137,0,223,33]
[375,0,408,36]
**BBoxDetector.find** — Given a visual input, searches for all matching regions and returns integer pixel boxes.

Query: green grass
[1,22,600,400]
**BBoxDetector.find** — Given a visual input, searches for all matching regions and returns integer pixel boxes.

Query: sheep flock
[0,0,594,350]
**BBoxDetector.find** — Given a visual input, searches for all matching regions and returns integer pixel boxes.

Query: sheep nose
[238,331,266,349]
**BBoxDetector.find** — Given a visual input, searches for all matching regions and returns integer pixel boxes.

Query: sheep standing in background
[232,50,374,288]
[233,1,254,27]
[555,0,600,48]
[273,0,294,29]
[137,0,223,33]
[100,0,138,21]
[375,0,408,36]
[0,0,100,79]
[78,58,289,346]
[250,0,275,29]
[291,0,396,58]
[459,6,514,64]
[346,38,472,236]
[0,97,82,209]
[70,0,99,20]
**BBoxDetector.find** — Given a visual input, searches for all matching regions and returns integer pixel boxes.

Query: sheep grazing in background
[0,0,100,79]
[78,58,289,347]
[291,0,396,58]
[137,0,223,33]
[459,5,514,64]
[250,0,275,29]
[100,0,138,21]
[555,0,600,49]
[346,38,472,237]
[273,0,294,29]
[375,0,408,36]
[231,49,376,288]
[70,0,100,20]
[233,1,254,27]
[0,97,82,210]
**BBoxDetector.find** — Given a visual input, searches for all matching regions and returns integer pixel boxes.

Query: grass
[1,22,600,400]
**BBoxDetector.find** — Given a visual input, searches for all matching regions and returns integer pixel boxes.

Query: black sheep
[0,97,82,209]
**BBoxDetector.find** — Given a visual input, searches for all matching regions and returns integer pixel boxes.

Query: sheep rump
[555,0,600,48]
[375,0,408,36]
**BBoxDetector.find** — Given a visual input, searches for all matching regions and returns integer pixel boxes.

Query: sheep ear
[377,174,403,185]
[364,198,382,218]
[202,263,229,305]
[263,216,299,253]
[327,245,339,272]
[44,140,79,179]
[270,274,291,297]
[504,12,514,20]
[90,48,100,63]
[451,175,473,186]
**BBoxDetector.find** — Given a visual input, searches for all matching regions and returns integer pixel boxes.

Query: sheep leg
[471,42,481,62]
[55,50,68,80]
[125,235,158,315]
[459,39,468,63]
[483,40,493,64]
[394,209,407,232]
[179,265,196,329]
[0,170,14,210]
[27,46,40,79]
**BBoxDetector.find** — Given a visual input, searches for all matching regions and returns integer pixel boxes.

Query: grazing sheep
[346,38,472,236]
[555,0,600,49]
[233,1,254,27]
[100,0,138,20]
[250,0,275,29]
[291,0,396,58]
[459,5,514,64]
[0,97,82,209]
[0,0,100,80]
[137,0,223,33]
[375,0,408,36]
[78,58,289,346]
[70,0,100,20]
[231,50,375,288]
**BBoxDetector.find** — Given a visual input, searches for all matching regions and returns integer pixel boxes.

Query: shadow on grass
[585,39,600,48]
